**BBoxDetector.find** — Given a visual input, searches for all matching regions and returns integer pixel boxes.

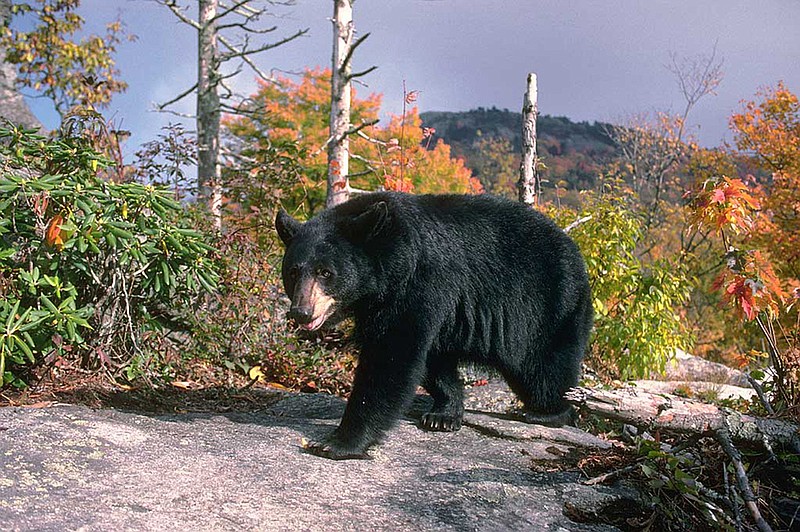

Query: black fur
[276,192,593,459]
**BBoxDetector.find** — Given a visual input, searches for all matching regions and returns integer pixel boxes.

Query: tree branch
[213,0,256,22]
[218,21,278,33]
[216,29,307,85]
[340,31,370,73]
[347,118,379,136]
[155,82,199,111]
[158,0,201,30]
[564,215,593,233]
[715,429,773,532]
[153,107,196,119]
[311,119,379,156]
[347,65,378,81]
[219,28,308,60]
[355,129,387,146]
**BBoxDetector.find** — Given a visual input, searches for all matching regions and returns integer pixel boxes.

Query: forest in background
[1,1,799,530]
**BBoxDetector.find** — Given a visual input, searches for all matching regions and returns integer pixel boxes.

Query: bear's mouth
[303,309,333,331]
[301,297,337,332]
[292,279,337,332]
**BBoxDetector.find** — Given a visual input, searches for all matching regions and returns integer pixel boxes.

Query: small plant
[550,180,693,379]
[0,123,219,387]
[635,438,734,531]
[185,226,356,395]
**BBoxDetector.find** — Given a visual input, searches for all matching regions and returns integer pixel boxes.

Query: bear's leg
[504,301,591,427]
[503,368,576,427]
[305,347,425,460]
[502,342,583,428]
[421,360,464,432]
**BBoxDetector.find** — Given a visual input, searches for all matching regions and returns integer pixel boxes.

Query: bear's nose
[288,306,313,324]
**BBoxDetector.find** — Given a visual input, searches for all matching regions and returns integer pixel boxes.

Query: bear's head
[275,200,389,331]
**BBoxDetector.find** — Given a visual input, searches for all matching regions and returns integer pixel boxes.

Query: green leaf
[5,299,20,331]
[13,335,34,363]
[40,294,59,315]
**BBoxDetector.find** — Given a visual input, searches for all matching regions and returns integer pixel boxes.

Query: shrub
[0,123,219,387]
[550,182,693,379]
[187,227,356,395]
[166,128,357,395]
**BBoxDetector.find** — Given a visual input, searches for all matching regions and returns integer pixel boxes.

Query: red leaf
[710,188,726,204]
[741,296,756,321]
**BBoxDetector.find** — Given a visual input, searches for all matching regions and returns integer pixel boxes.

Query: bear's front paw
[420,412,462,432]
[303,434,372,460]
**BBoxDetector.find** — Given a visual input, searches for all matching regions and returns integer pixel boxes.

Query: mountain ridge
[420,107,618,195]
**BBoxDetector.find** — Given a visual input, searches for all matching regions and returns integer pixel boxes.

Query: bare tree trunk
[158,0,307,229]
[517,73,539,207]
[327,0,354,208]
[197,0,222,230]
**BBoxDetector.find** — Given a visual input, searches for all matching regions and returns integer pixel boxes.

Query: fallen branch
[583,462,638,486]
[566,386,800,454]
[568,385,792,531]
[715,428,773,532]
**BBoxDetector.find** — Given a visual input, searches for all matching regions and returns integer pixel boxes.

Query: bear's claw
[303,439,371,460]
[420,412,463,432]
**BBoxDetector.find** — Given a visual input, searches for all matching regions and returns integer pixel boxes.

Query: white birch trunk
[327,0,354,208]
[518,73,539,206]
[197,0,222,229]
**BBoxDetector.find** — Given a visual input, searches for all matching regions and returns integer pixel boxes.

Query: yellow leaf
[248,365,265,382]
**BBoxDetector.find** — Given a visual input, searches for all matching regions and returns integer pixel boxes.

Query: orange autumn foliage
[686,83,800,411]
[686,176,760,235]
[45,214,65,250]
[687,83,800,324]
[225,68,481,214]
[731,82,800,282]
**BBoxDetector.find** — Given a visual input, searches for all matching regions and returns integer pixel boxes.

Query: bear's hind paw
[521,408,576,428]
[420,412,463,432]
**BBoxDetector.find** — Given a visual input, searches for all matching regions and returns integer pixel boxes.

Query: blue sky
[21,0,800,154]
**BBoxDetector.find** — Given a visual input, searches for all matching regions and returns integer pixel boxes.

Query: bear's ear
[348,201,388,242]
[275,209,302,245]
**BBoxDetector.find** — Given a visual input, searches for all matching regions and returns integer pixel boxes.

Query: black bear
[276,192,593,460]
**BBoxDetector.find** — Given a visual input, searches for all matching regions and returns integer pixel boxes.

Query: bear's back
[394,193,575,264]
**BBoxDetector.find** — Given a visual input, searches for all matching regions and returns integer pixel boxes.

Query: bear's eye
[316,268,332,279]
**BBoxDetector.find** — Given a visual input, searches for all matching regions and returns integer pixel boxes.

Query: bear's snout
[286,278,337,331]
[288,305,314,324]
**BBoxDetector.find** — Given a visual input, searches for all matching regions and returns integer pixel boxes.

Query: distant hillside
[420,108,618,194]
